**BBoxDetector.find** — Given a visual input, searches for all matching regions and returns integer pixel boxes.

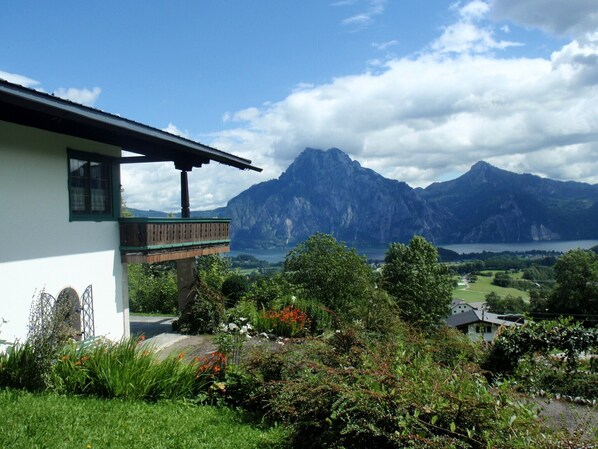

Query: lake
[229,239,598,263]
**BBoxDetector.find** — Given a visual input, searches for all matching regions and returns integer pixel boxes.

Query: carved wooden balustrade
[119,217,230,263]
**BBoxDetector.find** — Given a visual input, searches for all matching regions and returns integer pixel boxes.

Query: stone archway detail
[56,287,82,341]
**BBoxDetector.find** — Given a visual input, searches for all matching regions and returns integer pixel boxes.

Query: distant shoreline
[229,239,598,263]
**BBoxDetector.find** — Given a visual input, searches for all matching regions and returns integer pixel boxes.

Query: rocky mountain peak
[202,148,598,249]
[280,147,360,184]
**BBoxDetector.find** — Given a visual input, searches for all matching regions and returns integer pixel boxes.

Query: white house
[0,79,260,345]
[446,309,524,342]
[450,299,476,315]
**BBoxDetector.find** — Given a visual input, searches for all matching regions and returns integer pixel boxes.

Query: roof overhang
[0,79,261,172]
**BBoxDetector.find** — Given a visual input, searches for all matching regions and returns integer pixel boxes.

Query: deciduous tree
[284,233,374,320]
[547,248,598,319]
[381,236,452,329]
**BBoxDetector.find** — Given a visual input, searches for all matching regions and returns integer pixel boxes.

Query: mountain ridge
[133,148,598,249]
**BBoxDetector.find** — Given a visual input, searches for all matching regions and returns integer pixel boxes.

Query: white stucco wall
[466,323,498,342]
[0,120,129,345]
[452,304,474,314]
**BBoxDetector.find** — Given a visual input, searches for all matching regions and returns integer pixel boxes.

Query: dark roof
[0,78,261,172]
[446,309,524,328]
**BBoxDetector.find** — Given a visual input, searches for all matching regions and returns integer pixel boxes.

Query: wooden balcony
[119,218,231,263]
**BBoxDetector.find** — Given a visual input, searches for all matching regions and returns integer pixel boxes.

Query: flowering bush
[215,319,252,366]
[257,306,310,338]
[192,351,227,379]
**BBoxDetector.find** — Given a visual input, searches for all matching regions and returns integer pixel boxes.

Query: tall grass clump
[52,337,221,401]
[0,342,42,390]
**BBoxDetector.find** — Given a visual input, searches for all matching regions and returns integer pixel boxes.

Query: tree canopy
[381,236,452,329]
[547,248,598,320]
[485,292,529,314]
[283,233,375,320]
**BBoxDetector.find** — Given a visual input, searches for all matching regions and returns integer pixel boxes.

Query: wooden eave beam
[119,156,175,164]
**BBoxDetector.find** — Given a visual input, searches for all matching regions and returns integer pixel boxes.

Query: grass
[0,389,290,449]
[453,270,530,302]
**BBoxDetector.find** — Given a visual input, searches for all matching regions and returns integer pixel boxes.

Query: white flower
[227,322,239,331]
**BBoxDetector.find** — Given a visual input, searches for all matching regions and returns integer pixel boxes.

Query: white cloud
[372,40,398,51]
[458,0,490,21]
[432,1,522,54]
[162,122,191,139]
[491,0,598,38]
[123,1,598,212]
[339,0,387,29]
[53,86,101,106]
[0,70,39,88]
[207,43,598,197]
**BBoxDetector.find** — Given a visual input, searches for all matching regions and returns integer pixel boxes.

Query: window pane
[69,159,88,212]
[68,155,112,217]
[89,162,110,213]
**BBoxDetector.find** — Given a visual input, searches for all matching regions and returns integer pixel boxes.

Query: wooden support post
[180,169,190,218]
[177,258,196,311]
[176,163,194,311]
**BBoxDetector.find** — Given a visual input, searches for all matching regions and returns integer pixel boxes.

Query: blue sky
[2,1,597,212]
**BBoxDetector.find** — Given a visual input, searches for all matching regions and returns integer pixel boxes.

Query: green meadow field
[452,270,530,303]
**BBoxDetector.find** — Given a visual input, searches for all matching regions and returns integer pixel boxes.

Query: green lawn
[0,389,290,449]
[453,270,530,303]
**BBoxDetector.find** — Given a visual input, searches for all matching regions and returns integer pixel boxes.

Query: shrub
[485,318,598,402]
[486,318,598,376]
[128,263,178,314]
[176,278,226,334]
[216,319,253,366]
[221,274,249,307]
[196,254,232,291]
[228,327,543,449]
[243,274,294,309]
[514,358,598,400]
[426,326,486,369]
[226,299,260,327]
[0,290,76,391]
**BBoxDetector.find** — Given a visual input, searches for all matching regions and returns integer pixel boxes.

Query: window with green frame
[68,150,119,221]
